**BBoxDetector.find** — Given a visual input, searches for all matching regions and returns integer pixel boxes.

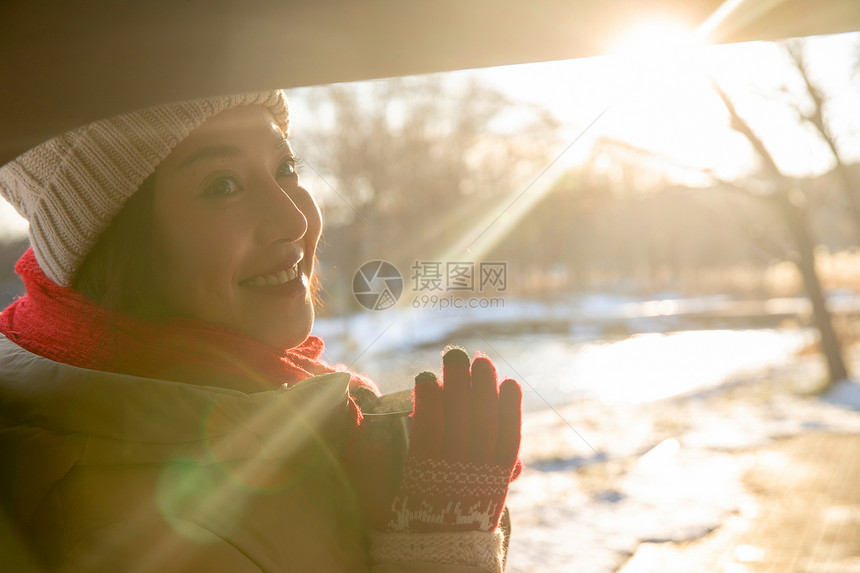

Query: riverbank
[618,432,860,572]
[505,344,860,572]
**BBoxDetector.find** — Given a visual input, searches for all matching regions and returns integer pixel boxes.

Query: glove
[384,347,522,533]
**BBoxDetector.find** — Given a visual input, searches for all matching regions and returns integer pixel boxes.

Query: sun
[592,16,734,180]
[610,18,703,58]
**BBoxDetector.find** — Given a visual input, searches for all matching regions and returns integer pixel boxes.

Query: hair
[73,174,323,323]
[73,174,165,318]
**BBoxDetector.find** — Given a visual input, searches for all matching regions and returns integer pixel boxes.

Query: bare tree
[712,81,848,387]
[783,40,860,236]
[291,76,561,313]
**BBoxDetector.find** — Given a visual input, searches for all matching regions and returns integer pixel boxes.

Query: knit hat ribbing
[0,90,288,287]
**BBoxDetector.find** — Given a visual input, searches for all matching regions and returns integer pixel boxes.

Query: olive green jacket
[0,335,502,572]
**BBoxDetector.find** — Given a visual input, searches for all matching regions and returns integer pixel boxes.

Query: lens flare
[610,18,701,59]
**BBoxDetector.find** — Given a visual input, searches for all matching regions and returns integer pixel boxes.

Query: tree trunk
[777,191,848,387]
[711,79,850,389]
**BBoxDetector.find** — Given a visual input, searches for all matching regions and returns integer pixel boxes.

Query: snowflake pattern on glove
[384,347,522,534]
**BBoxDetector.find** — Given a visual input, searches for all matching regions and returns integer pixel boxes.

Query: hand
[384,347,522,533]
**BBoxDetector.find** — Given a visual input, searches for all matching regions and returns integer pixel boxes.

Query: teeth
[242,263,300,287]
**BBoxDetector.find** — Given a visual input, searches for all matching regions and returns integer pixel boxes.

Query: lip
[239,251,305,287]
[244,271,308,298]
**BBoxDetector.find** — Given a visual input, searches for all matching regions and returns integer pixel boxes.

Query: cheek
[153,213,239,312]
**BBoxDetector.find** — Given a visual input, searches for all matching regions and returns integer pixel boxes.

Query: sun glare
[610,19,702,59]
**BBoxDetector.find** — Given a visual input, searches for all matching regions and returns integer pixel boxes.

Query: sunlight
[610,18,702,59]
[694,0,748,41]
[597,16,736,182]
[0,203,27,241]
[607,16,709,106]
[574,329,814,404]
[434,152,576,263]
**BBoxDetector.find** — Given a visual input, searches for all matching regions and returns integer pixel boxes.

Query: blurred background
[2,24,860,573]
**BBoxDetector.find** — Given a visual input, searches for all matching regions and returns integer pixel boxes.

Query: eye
[276,156,299,179]
[202,175,242,197]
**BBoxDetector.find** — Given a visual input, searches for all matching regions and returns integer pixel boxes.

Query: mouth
[239,261,302,287]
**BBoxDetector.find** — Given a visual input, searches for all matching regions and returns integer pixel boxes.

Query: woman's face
[151,105,321,349]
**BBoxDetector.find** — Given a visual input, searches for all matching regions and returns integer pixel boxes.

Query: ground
[505,345,860,573]
[618,433,860,572]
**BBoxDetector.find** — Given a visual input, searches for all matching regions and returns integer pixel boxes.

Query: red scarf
[0,249,377,395]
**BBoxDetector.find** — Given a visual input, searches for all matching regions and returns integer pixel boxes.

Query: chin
[254,330,308,351]
[259,312,315,350]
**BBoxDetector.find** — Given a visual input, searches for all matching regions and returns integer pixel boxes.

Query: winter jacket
[0,335,504,572]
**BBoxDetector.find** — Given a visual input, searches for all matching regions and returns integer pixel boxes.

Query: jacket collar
[0,335,351,464]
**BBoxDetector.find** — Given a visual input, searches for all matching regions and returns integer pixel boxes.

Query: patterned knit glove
[385,347,522,533]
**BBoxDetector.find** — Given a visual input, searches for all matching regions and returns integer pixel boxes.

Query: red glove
[384,347,522,533]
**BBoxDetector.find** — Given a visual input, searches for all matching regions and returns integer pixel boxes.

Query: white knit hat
[0,90,288,287]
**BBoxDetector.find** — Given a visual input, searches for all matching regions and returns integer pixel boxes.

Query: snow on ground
[314,294,860,571]
[508,443,749,572]
[823,378,860,410]
[505,354,860,572]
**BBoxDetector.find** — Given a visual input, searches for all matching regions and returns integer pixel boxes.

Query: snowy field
[313,294,860,571]
[506,362,860,572]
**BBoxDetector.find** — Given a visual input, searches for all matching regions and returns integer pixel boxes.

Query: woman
[0,90,521,572]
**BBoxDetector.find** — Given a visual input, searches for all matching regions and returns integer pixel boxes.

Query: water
[319,318,815,411]
[452,328,814,409]
[503,329,811,405]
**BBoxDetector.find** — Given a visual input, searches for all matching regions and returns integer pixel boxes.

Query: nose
[254,176,309,246]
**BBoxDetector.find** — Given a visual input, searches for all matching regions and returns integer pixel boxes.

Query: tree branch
[710,79,785,183]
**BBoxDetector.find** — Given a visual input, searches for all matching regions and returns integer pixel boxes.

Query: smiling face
[151,105,321,349]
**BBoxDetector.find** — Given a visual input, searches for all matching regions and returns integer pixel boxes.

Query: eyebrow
[174,130,291,172]
[174,145,242,172]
